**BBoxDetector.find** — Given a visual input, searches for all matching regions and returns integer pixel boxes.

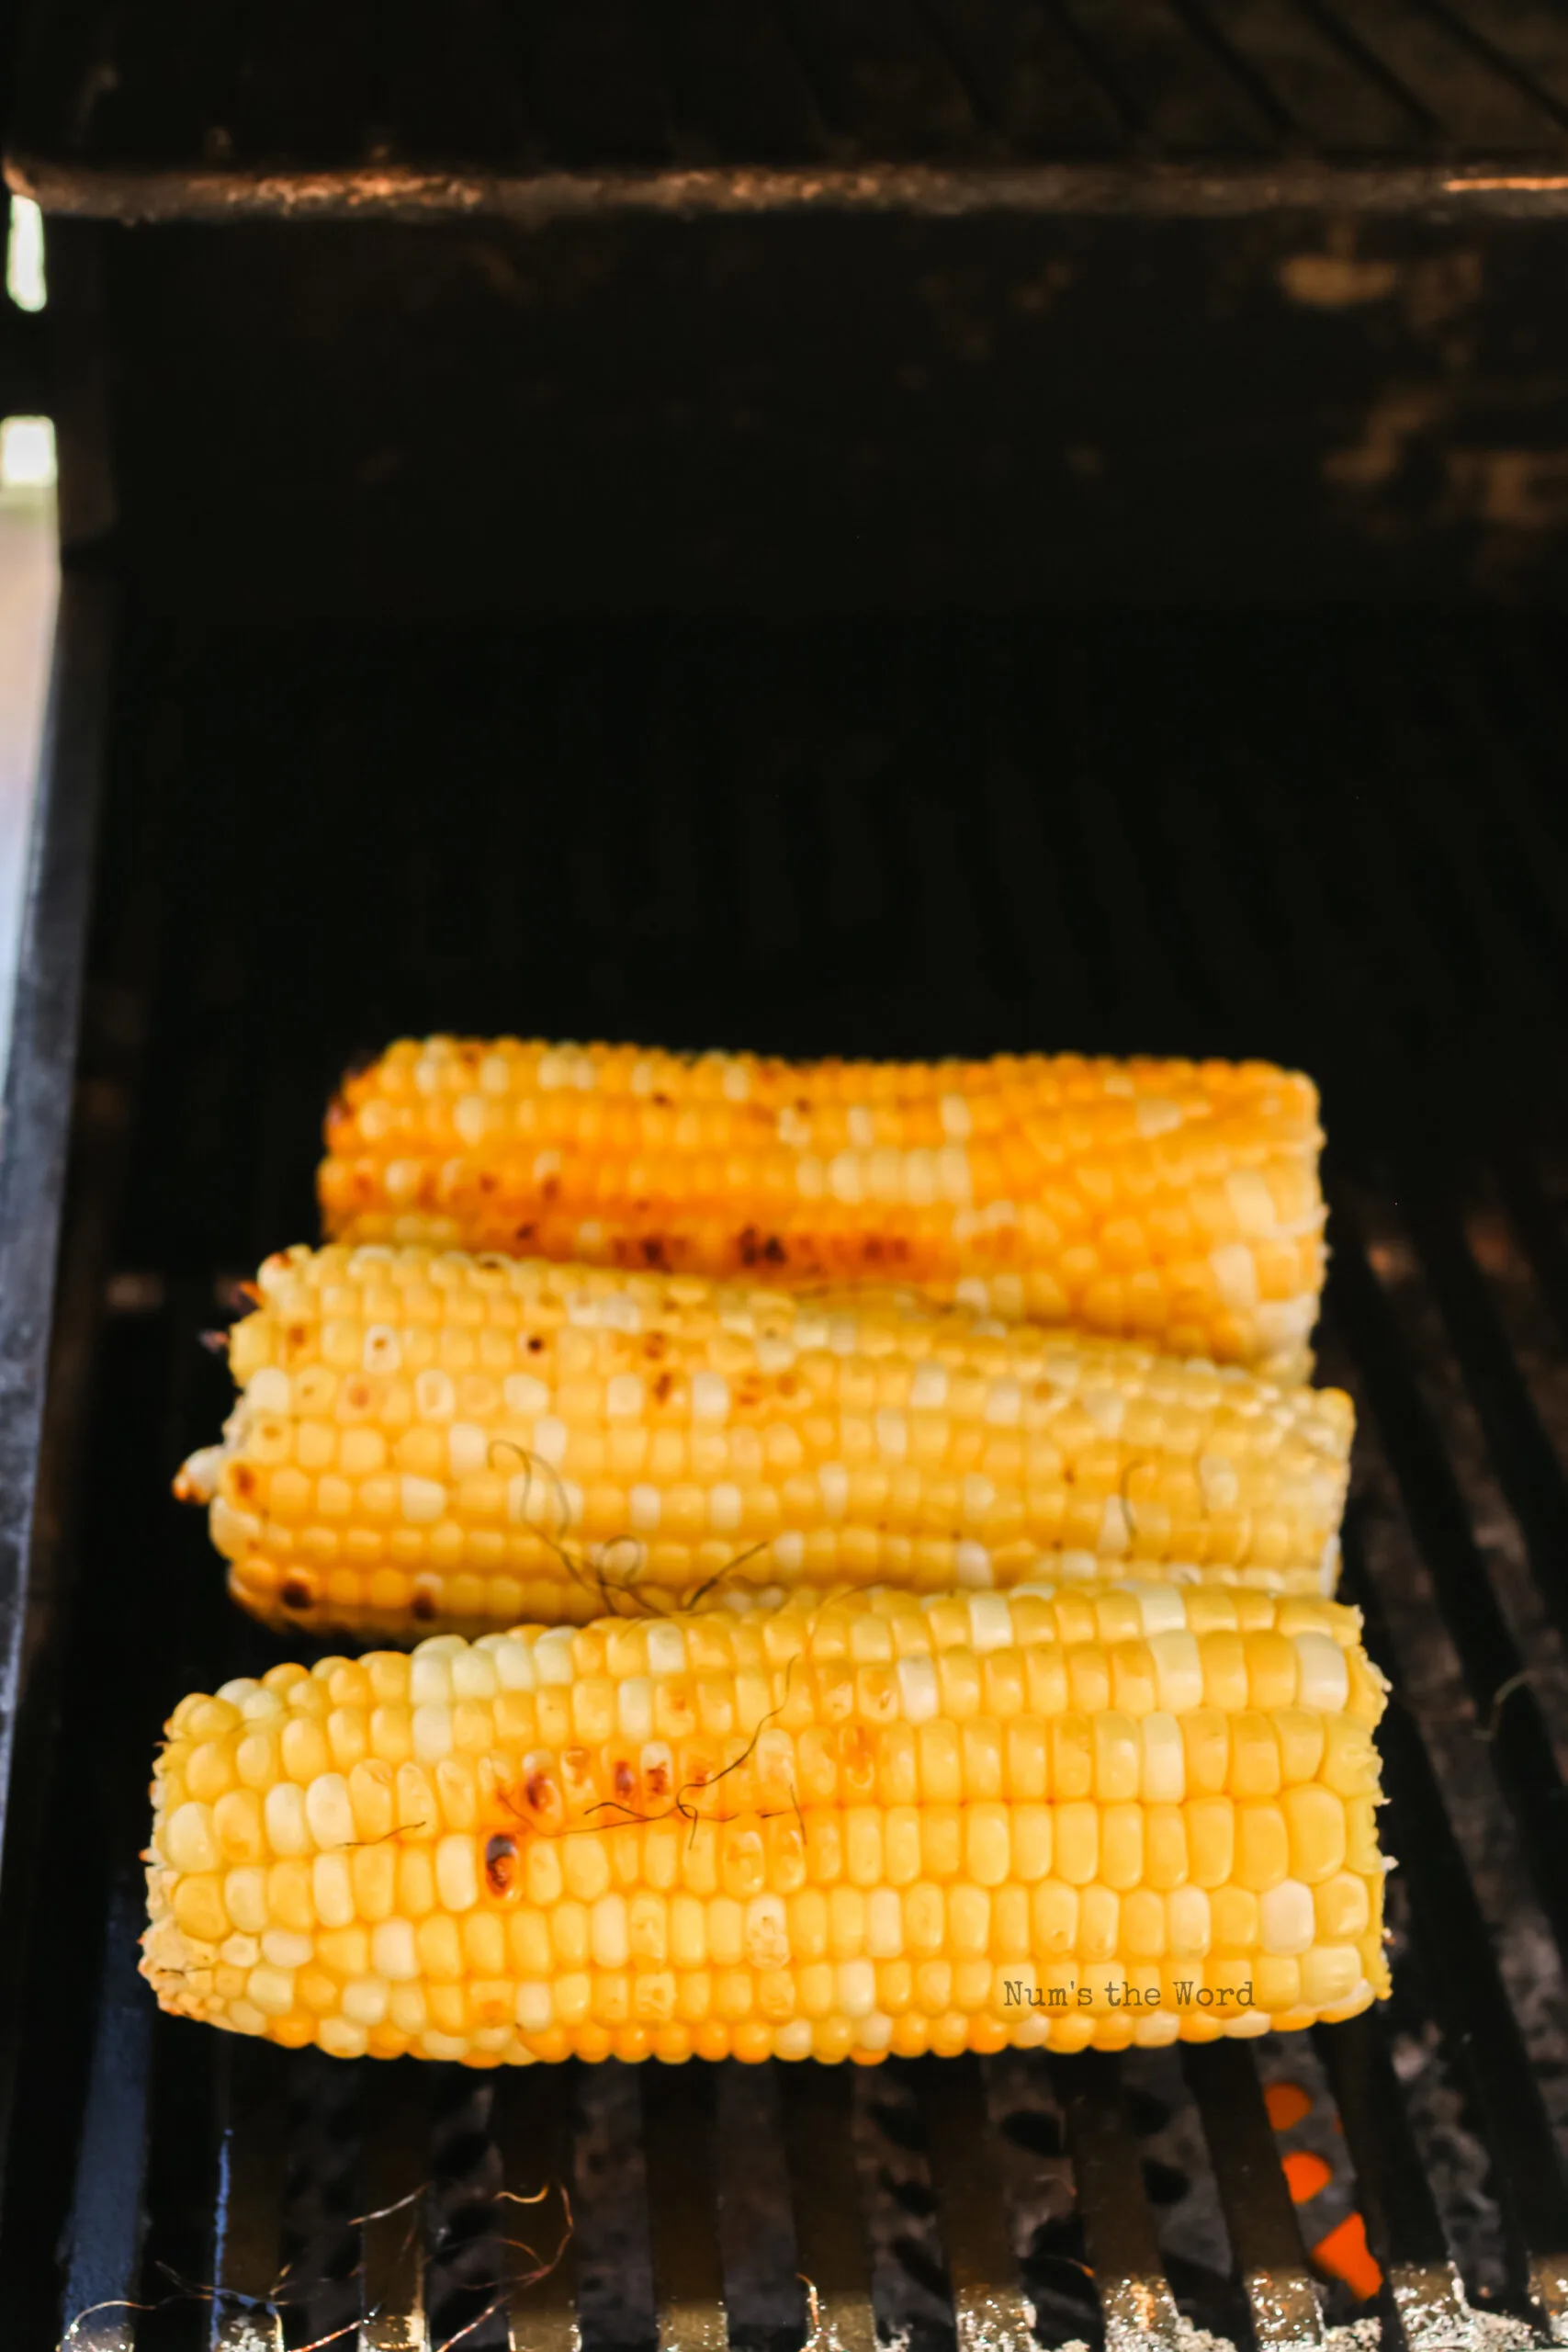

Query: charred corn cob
[141,1583,1391,2066]
[177,1245,1353,1640]
[320,1040,1326,1384]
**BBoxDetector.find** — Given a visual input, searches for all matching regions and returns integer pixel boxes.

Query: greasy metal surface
[1055,2053,1185,2352]
[208,2041,289,2350]
[0,566,107,2240]
[1185,2041,1324,2350]
[13,0,1568,219]
[15,158,1568,221]
[642,2063,727,2352]
[781,2064,877,2352]
[497,2067,580,2352]
[919,2059,1035,2352]
[10,610,1568,2351]
[1316,2018,1477,2348]
[360,2067,433,2352]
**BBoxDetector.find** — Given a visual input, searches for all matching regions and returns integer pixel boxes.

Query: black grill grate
[13,0,1568,216]
[6,606,1568,2347]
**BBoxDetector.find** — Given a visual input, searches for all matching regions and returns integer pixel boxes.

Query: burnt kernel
[411,1588,439,1623]
[644,1333,668,1362]
[640,1237,670,1270]
[484,1832,520,1895]
[280,1576,312,1611]
[762,1236,787,1265]
[645,1761,671,1798]
[525,1769,557,1813]
[652,1093,671,1108]
[613,1760,637,1802]
[232,1465,256,1500]
[527,1335,544,1352]
[652,1372,674,1404]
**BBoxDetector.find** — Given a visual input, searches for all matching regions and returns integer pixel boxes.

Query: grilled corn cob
[320,1040,1325,1384]
[141,1583,1390,2065]
[176,1245,1353,1640]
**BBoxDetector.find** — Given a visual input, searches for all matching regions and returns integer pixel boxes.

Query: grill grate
[6,606,1568,2347]
[13,0,1568,216]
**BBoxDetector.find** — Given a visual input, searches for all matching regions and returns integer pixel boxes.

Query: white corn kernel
[412,1705,455,1762]
[1295,1633,1349,1712]
[400,1476,446,1525]
[629,1485,661,1532]
[342,1974,390,2026]
[897,1656,940,1724]
[164,1802,220,1874]
[647,1624,688,1677]
[305,1774,355,1850]
[261,1929,313,1970]
[1259,1880,1315,1955]
[264,1783,310,1858]
[371,1919,419,1982]
[446,1423,488,1475]
[450,1649,498,1701]
[616,1678,654,1740]
[435,1836,479,1912]
[534,1630,576,1684]
[531,1417,568,1467]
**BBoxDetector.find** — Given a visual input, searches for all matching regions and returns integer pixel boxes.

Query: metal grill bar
[1315,2017,1475,2348]
[360,2068,432,2352]
[1184,2042,1322,2352]
[919,2056,1035,2349]
[496,2067,580,2352]
[1055,2053,1184,2352]
[642,2060,727,2352]
[17,612,1568,2352]
[781,2062,877,2352]
[209,2040,290,2351]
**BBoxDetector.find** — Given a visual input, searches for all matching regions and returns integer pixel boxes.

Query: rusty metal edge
[8,153,1568,223]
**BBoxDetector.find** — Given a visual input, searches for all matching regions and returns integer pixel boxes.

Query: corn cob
[176,1245,1353,1641]
[319,1040,1326,1384]
[141,1583,1391,2066]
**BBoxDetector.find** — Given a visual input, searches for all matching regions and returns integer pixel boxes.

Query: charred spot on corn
[484,1832,520,1895]
[178,1239,1351,1643]
[319,1036,1327,1386]
[140,1583,1390,2068]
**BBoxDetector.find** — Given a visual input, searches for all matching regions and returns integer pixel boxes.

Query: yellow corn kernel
[182,1244,1348,1641]
[321,1039,1325,1383]
[141,1587,1389,2066]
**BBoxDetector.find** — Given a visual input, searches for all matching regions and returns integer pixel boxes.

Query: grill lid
[11,0,1568,219]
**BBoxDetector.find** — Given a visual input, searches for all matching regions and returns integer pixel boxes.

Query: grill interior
[2,605,1568,2348]
[14,0,1568,213]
